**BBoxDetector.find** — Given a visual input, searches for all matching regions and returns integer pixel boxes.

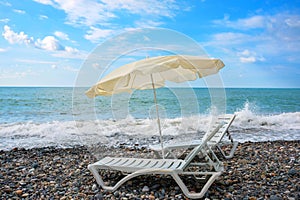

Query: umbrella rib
[150,74,165,159]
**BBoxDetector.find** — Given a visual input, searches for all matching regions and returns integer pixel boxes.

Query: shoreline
[1,140,299,199]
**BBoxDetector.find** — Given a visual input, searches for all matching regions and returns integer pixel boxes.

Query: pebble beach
[0,140,299,200]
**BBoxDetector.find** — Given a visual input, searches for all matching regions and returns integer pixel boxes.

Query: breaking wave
[0,102,299,150]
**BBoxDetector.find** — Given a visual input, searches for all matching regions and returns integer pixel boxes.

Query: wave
[0,103,299,150]
[233,102,300,131]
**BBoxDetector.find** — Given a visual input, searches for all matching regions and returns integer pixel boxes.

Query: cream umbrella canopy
[86,55,225,158]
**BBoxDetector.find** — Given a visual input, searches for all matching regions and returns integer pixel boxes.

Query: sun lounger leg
[171,171,222,199]
[217,141,238,159]
[217,130,238,159]
[88,164,145,191]
[88,164,115,191]
[88,165,147,191]
[89,165,174,192]
[153,148,178,159]
[153,150,162,158]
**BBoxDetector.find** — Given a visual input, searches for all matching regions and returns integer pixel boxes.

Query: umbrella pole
[150,74,165,159]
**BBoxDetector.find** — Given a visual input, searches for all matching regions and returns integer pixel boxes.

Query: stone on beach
[0,141,299,199]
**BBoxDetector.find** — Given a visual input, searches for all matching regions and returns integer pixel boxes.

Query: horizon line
[0,85,299,89]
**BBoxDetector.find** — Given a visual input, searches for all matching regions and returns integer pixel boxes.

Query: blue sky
[0,0,299,87]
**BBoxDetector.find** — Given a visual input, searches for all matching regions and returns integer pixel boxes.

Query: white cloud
[208,32,257,46]
[33,0,54,5]
[35,36,64,51]
[0,69,37,79]
[214,13,300,39]
[63,65,78,72]
[33,0,184,42]
[209,12,300,65]
[54,31,69,40]
[2,25,33,45]
[52,47,87,59]
[143,36,150,41]
[240,49,251,56]
[238,49,265,63]
[92,63,100,69]
[64,46,78,53]
[134,19,164,28]
[2,25,83,59]
[0,48,6,52]
[13,9,26,14]
[16,59,57,64]
[240,56,256,63]
[51,64,58,69]
[84,27,114,42]
[50,64,78,71]
[0,18,10,23]
[39,15,49,20]
[285,17,300,27]
[240,16,266,29]
[34,36,84,58]
[214,15,267,30]
[101,0,179,18]
[34,0,115,26]
[0,2,11,7]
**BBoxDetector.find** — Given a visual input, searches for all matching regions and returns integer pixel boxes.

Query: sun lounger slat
[167,161,183,169]
[137,160,151,168]
[107,158,122,166]
[122,159,137,167]
[149,160,159,168]
[175,161,184,169]
[100,157,115,165]
[161,161,174,169]
[118,158,131,166]
[128,159,143,167]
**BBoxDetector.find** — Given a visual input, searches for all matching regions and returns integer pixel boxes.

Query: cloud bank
[2,25,83,58]
[209,12,300,64]
[33,0,185,42]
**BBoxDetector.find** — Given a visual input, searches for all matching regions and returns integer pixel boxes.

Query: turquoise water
[1,87,299,123]
[0,87,299,150]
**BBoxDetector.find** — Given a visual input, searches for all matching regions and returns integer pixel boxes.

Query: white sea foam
[0,104,299,150]
[230,109,300,142]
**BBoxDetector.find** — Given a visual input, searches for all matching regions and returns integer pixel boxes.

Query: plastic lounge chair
[150,114,238,159]
[88,125,225,199]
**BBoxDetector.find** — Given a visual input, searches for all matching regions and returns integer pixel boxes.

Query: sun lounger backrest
[208,114,236,144]
[182,114,236,169]
[201,114,235,143]
[182,123,223,169]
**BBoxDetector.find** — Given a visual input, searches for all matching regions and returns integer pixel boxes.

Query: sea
[0,87,299,150]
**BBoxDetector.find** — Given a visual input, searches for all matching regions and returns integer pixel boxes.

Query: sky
[0,0,299,88]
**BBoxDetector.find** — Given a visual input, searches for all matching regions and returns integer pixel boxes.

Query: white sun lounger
[150,114,238,159]
[88,125,225,199]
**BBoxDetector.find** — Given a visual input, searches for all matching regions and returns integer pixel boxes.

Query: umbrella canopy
[86,55,224,97]
[86,55,225,158]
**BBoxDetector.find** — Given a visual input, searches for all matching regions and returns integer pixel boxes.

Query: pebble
[0,141,299,199]
[94,193,103,200]
[15,190,23,195]
[28,168,35,174]
[288,168,297,176]
[270,195,281,200]
[21,193,29,197]
[92,184,97,190]
[142,185,150,192]
[149,194,155,200]
[113,191,120,197]
[151,183,160,190]
[32,162,39,169]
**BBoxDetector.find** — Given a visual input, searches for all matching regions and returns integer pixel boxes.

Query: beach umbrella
[86,55,225,158]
